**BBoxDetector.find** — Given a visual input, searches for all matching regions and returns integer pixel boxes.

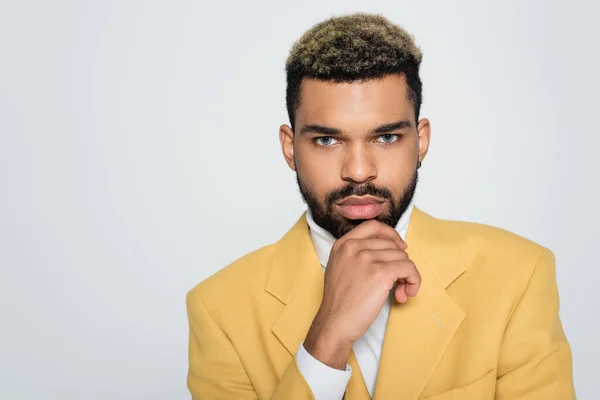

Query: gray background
[1,0,598,398]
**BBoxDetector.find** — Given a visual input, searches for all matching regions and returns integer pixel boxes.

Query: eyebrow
[299,124,343,135]
[373,120,413,133]
[299,119,412,135]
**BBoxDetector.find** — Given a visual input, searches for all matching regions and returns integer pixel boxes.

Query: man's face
[280,74,430,239]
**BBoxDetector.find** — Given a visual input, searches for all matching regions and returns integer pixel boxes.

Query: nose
[340,143,377,184]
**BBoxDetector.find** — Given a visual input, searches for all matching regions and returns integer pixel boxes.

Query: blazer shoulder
[188,243,278,307]
[449,217,544,248]
[433,214,551,273]
[426,215,555,308]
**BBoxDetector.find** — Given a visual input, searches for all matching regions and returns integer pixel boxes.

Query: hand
[304,219,421,369]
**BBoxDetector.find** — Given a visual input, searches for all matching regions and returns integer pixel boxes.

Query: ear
[279,124,296,171]
[416,118,431,165]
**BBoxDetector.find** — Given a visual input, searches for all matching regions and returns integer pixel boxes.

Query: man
[186,13,575,399]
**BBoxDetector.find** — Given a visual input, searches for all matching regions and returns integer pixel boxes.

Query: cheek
[378,153,414,176]
[374,149,416,191]
[295,147,342,195]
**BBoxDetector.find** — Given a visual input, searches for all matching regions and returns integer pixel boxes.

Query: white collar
[306,200,415,269]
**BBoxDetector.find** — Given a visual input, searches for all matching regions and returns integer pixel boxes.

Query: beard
[296,168,419,239]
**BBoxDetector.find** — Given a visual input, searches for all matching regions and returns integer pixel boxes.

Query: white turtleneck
[296,201,415,400]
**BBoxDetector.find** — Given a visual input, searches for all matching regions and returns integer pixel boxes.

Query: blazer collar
[265,206,467,400]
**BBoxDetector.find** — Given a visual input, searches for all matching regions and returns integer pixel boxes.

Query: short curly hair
[285,13,423,131]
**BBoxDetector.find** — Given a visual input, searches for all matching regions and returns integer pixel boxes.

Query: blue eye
[378,134,399,144]
[315,136,337,146]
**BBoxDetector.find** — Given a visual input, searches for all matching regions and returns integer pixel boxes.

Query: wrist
[304,318,353,370]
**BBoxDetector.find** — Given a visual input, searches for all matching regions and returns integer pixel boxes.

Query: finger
[405,278,420,297]
[359,248,409,262]
[395,281,408,303]
[337,219,406,250]
[381,260,421,296]
[354,239,403,252]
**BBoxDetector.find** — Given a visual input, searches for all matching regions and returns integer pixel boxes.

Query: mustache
[325,183,394,206]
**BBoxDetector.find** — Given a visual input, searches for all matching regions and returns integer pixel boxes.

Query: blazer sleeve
[186,289,316,400]
[495,248,576,399]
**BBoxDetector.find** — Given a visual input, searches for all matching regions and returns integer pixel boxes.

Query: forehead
[296,74,414,126]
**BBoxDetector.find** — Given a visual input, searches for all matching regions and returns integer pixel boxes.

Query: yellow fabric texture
[186,207,576,399]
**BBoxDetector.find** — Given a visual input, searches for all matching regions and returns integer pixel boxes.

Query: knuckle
[396,259,417,274]
[356,249,372,263]
[340,239,358,254]
[404,260,421,279]
[392,249,408,259]
[405,259,418,270]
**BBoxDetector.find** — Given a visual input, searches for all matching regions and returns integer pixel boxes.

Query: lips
[336,196,385,219]
[338,196,384,206]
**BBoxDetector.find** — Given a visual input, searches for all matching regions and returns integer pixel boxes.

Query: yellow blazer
[186,206,575,399]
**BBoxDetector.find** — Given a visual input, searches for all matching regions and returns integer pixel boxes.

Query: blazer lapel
[265,213,371,400]
[373,207,467,400]
[265,207,467,400]
[266,212,324,357]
